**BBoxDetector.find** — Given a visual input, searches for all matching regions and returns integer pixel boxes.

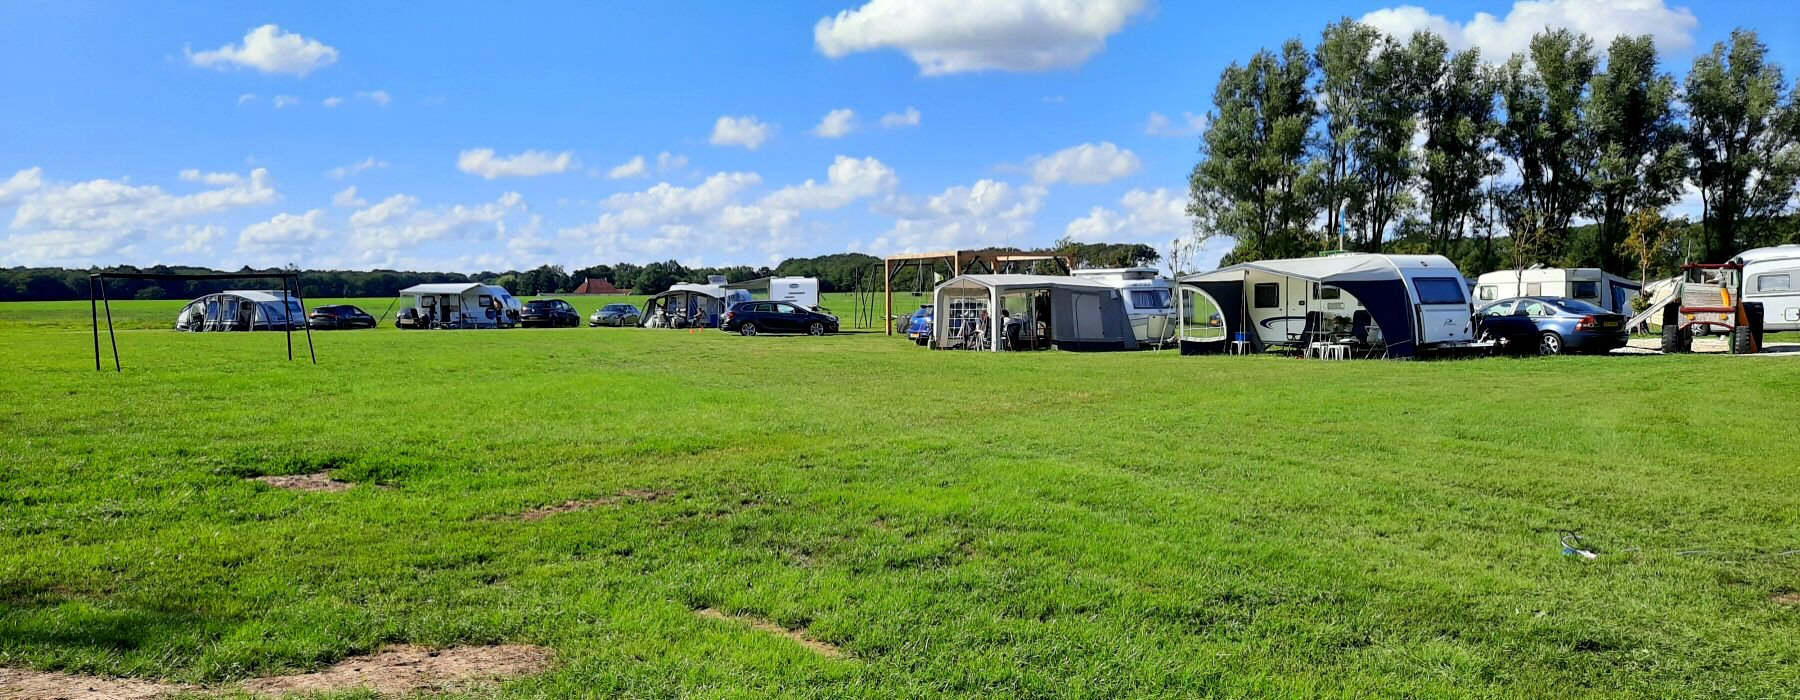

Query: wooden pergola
[883,249,1074,335]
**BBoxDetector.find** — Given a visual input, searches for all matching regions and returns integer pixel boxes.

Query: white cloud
[656,151,689,172]
[457,149,576,179]
[608,155,648,179]
[323,96,345,108]
[1360,0,1698,61]
[166,224,226,257]
[357,90,392,107]
[814,0,1149,76]
[272,95,299,109]
[327,157,387,180]
[3,169,278,265]
[1063,188,1191,242]
[879,106,922,128]
[1030,142,1142,185]
[710,115,774,150]
[179,169,244,185]
[812,108,857,138]
[762,156,898,209]
[1146,111,1206,137]
[240,209,330,250]
[0,168,45,205]
[237,93,256,106]
[871,178,1047,253]
[186,24,339,77]
[347,191,526,254]
[332,185,366,208]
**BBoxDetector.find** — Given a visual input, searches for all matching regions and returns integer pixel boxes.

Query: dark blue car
[904,304,933,345]
[1474,296,1628,355]
[721,301,839,336]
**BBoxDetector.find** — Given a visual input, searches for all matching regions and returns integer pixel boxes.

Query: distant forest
[1188,21,1800,278]
[0,242,1161,302]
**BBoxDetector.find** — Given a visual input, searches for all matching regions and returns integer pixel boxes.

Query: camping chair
[1289,311,1324,354]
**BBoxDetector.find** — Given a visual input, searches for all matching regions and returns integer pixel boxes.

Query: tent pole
[90,276,101,371]
[295,274,317,364]
[883,259,893,335]
[281,276,294,361]
[100,276,120,372]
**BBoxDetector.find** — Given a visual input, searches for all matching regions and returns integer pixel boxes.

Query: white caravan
[1178,253,1474,358]
[724,276,821,309]
[1069,267,1177,344]
[1472,267,1641,313]
[396,283,522,329]
[1736,244,1800,331]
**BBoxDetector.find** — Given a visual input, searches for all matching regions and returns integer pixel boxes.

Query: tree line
[1188,21,1800,279]
[0,242,1161,302]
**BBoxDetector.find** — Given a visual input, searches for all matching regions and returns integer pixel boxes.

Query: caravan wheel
[740,323,757,336]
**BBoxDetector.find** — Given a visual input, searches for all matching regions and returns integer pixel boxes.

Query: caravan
[395,283,522,329]
[1472,267,1641,313]
[1735,244,1800,332]
[1178,254,1475,358]
[1069,267,1177,345]
[724,276,821,310]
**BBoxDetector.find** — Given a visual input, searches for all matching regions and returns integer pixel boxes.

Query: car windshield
[1552,298,1608,315]
[526,300,558,308]
[604,305,635,312]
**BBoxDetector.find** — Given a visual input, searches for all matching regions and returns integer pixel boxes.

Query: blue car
[904,304,933,345]
[1474,296,1629,355]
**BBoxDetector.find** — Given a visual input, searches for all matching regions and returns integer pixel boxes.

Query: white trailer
[725,276,821,309]
[1736,244,1800,331]
[396,283,522,329]
[1472,267,1641,313]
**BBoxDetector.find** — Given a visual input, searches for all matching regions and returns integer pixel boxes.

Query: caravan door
[1411,277,1473,345]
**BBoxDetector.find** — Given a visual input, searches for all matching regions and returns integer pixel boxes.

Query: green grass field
[3,298,1798,698]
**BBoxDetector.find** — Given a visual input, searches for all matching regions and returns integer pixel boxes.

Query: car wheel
[808,322,826,336]
[1538,331,1564,356]
[740,323,757,336]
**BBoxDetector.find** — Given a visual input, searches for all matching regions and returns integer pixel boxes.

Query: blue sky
[2,0,1794,273]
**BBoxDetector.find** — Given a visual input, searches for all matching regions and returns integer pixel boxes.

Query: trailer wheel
[1660,323,1691,354]
[1731,325,1756,354]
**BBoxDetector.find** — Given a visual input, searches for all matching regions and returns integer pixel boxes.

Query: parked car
[308,304,377,330]
[903,305,933,345]
[721,301,839,336]
[1473,296,1628,355]
[589,303,643,327]
[520,299,581,327]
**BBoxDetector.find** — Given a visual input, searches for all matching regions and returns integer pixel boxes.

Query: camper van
[1179,253,1475,358]
[395,283,522,329]
[1472,267,1640,313]
[1070,267,1176,344]
[1735,245,1800,332]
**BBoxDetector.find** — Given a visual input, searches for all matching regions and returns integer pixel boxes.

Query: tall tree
[1686,29,1800,261]
[1584,34,1687,273]
[1342,33,1428,252]
[1188,39,1322,262]
[1415,36,1501,256]
[1313,19,1382,249]
[1497,29,1598,263]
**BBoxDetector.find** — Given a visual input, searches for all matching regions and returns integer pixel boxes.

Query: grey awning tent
[932,274,1139,351]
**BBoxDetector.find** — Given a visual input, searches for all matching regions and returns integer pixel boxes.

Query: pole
[883,258,893,335]
[90,276,101,371]
[99,276,120,372]
[281,276,294,361]
[294,274,317,364]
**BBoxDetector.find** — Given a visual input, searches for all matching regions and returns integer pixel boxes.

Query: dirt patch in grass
[240,644,552,696]
[517,488,669,521]
[1773,592,1800,605]
[254,471,353,493]
[0,645,551,699]
[696,608,844,658]
[0,666,187,700]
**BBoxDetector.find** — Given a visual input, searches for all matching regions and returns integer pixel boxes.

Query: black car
[589,303,643,327]
[520,299,581,327]
[1474,296,1629,355]
[721,301,839,336]
[308,304,376,330]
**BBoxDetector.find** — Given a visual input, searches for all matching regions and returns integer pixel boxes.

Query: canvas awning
[399,283,485,295]
[1178,254,1423,358]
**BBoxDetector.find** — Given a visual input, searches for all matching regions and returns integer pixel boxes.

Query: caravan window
[478,295,494,308]
[1757,274,1791,292]
[1478,285,1497,301]
[1129,289,1171,309]
[1413,277,1466,305]
[1253,283,1280,308]
[1524,282,1543,296]
[1572,281,1599,299]
[1318,286,1341,300]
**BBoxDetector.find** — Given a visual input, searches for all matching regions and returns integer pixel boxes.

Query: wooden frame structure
[883,250,1074,335]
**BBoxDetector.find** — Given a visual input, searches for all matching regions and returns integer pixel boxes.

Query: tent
[175,290,306,332]
[396,283,521,329]
[931,274,1139,351]
[641,277,751,328]
[1178,254,1474,359]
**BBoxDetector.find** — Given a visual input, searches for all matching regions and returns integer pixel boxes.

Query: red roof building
[572,278,632,295]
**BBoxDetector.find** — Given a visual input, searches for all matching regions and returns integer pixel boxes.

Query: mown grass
[2,299,1797,698]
